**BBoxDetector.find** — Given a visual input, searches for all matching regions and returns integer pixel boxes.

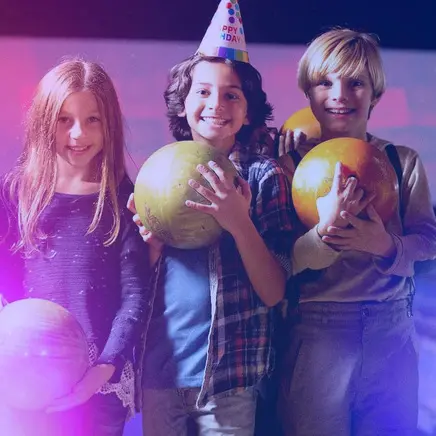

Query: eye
[226,93,239,100]
[88,116,101,123]
[352,80,364,87]
[197,89,210,96]
[57,116,70,124]
[318,80,332,87]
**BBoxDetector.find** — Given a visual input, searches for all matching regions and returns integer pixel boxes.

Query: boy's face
[307,69,377,141]
[181,60,249,154]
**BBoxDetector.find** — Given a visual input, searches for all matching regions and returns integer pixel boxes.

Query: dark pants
[278,299,419,436]
[0,392,127,436]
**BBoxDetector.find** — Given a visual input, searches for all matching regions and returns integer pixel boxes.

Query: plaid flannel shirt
[137,142,295,410]
[196,142,295,406]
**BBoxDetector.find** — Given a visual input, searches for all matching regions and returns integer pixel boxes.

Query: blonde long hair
[4,59,126,254]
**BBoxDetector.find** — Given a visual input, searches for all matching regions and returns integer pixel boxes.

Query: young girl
[129,1,295,434]
[0,59,151,436]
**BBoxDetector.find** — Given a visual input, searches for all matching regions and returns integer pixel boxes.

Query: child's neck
[320,129,368,142]
[55,163,100,195]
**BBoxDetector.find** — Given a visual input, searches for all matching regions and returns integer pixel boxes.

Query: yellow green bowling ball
[134,141,238,249]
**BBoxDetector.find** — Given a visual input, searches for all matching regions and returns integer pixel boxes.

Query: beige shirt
[289,134,436,303]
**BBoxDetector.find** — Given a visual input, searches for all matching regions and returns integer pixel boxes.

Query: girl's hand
[46,364,115,413]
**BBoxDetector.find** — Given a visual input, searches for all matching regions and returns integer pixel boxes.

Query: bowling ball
[278,107,321,186]
[134,141,238,249]
[280,107,321,139]
[0,298,89,411]
[291,137,399,229]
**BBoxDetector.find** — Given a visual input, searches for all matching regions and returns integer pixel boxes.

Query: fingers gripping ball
[280,107,321,139]
[291,137,399,229]
[0,299,89,411]
[134,141,238,249]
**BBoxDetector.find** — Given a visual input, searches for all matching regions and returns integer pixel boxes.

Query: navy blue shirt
[142,246,211,388]
[1,177,150,375]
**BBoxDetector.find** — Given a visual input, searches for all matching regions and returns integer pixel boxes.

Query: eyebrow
[194,82,243,90]
[58,110,101,116]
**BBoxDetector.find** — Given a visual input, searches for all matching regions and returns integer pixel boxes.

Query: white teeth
[202,117,228,126]
[328,108,353,114]
[68,146,89,151]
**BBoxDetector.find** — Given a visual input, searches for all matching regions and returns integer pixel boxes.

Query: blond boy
[278,28,436,436]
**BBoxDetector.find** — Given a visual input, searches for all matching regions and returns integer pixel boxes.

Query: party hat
[197,0,249,63]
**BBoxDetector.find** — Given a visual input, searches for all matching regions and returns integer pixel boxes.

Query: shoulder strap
[384,144,422,287]
[385,143,404,220]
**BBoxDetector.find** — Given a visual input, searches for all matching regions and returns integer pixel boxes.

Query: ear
[368,95,381,119]
[371,95,381,108]
[177,109,186,118]
[304,88,312,100]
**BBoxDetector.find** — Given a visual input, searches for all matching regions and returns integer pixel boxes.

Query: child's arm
[0,184,25,303]
[187,160,294,307]
[96,207,152,368]
[291,163,373,275]
[323,147,436,275]
[276,131,373,275]
[230,169,294,307]
[47,192,153,413]
[380,148,436,275]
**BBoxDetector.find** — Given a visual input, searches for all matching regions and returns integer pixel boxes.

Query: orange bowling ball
[291,137,399,229]
[280,107,321,139]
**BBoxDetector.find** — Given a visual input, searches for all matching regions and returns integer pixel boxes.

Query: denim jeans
[278,299,419,436]
[142,387,257,436]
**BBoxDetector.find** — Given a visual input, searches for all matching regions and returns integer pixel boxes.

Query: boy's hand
[316,162,374,236]
[321,205,396,258]
[46,364,115,413]
[186,161,252,236]
[127,193,164,266]
[277,129,307,158]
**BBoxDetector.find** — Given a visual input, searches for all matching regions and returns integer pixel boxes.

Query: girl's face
[55,91,104,174]
[181,60,249,155]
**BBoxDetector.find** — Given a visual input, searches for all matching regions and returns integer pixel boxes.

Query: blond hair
[4,59,126,254]
[298,28,386,100]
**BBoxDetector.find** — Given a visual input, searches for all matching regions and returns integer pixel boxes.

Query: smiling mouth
[326,108,355,115]
[201,116,230,126]
[67,145,91,152]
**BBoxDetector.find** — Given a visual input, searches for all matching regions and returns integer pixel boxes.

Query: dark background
[3,0,436,51]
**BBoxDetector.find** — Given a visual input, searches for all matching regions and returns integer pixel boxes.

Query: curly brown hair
[164,54,274,153]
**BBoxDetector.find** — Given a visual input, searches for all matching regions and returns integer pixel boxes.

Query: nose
[207,92,224,111]
[331,81,348,102]
[70,121,85,140]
